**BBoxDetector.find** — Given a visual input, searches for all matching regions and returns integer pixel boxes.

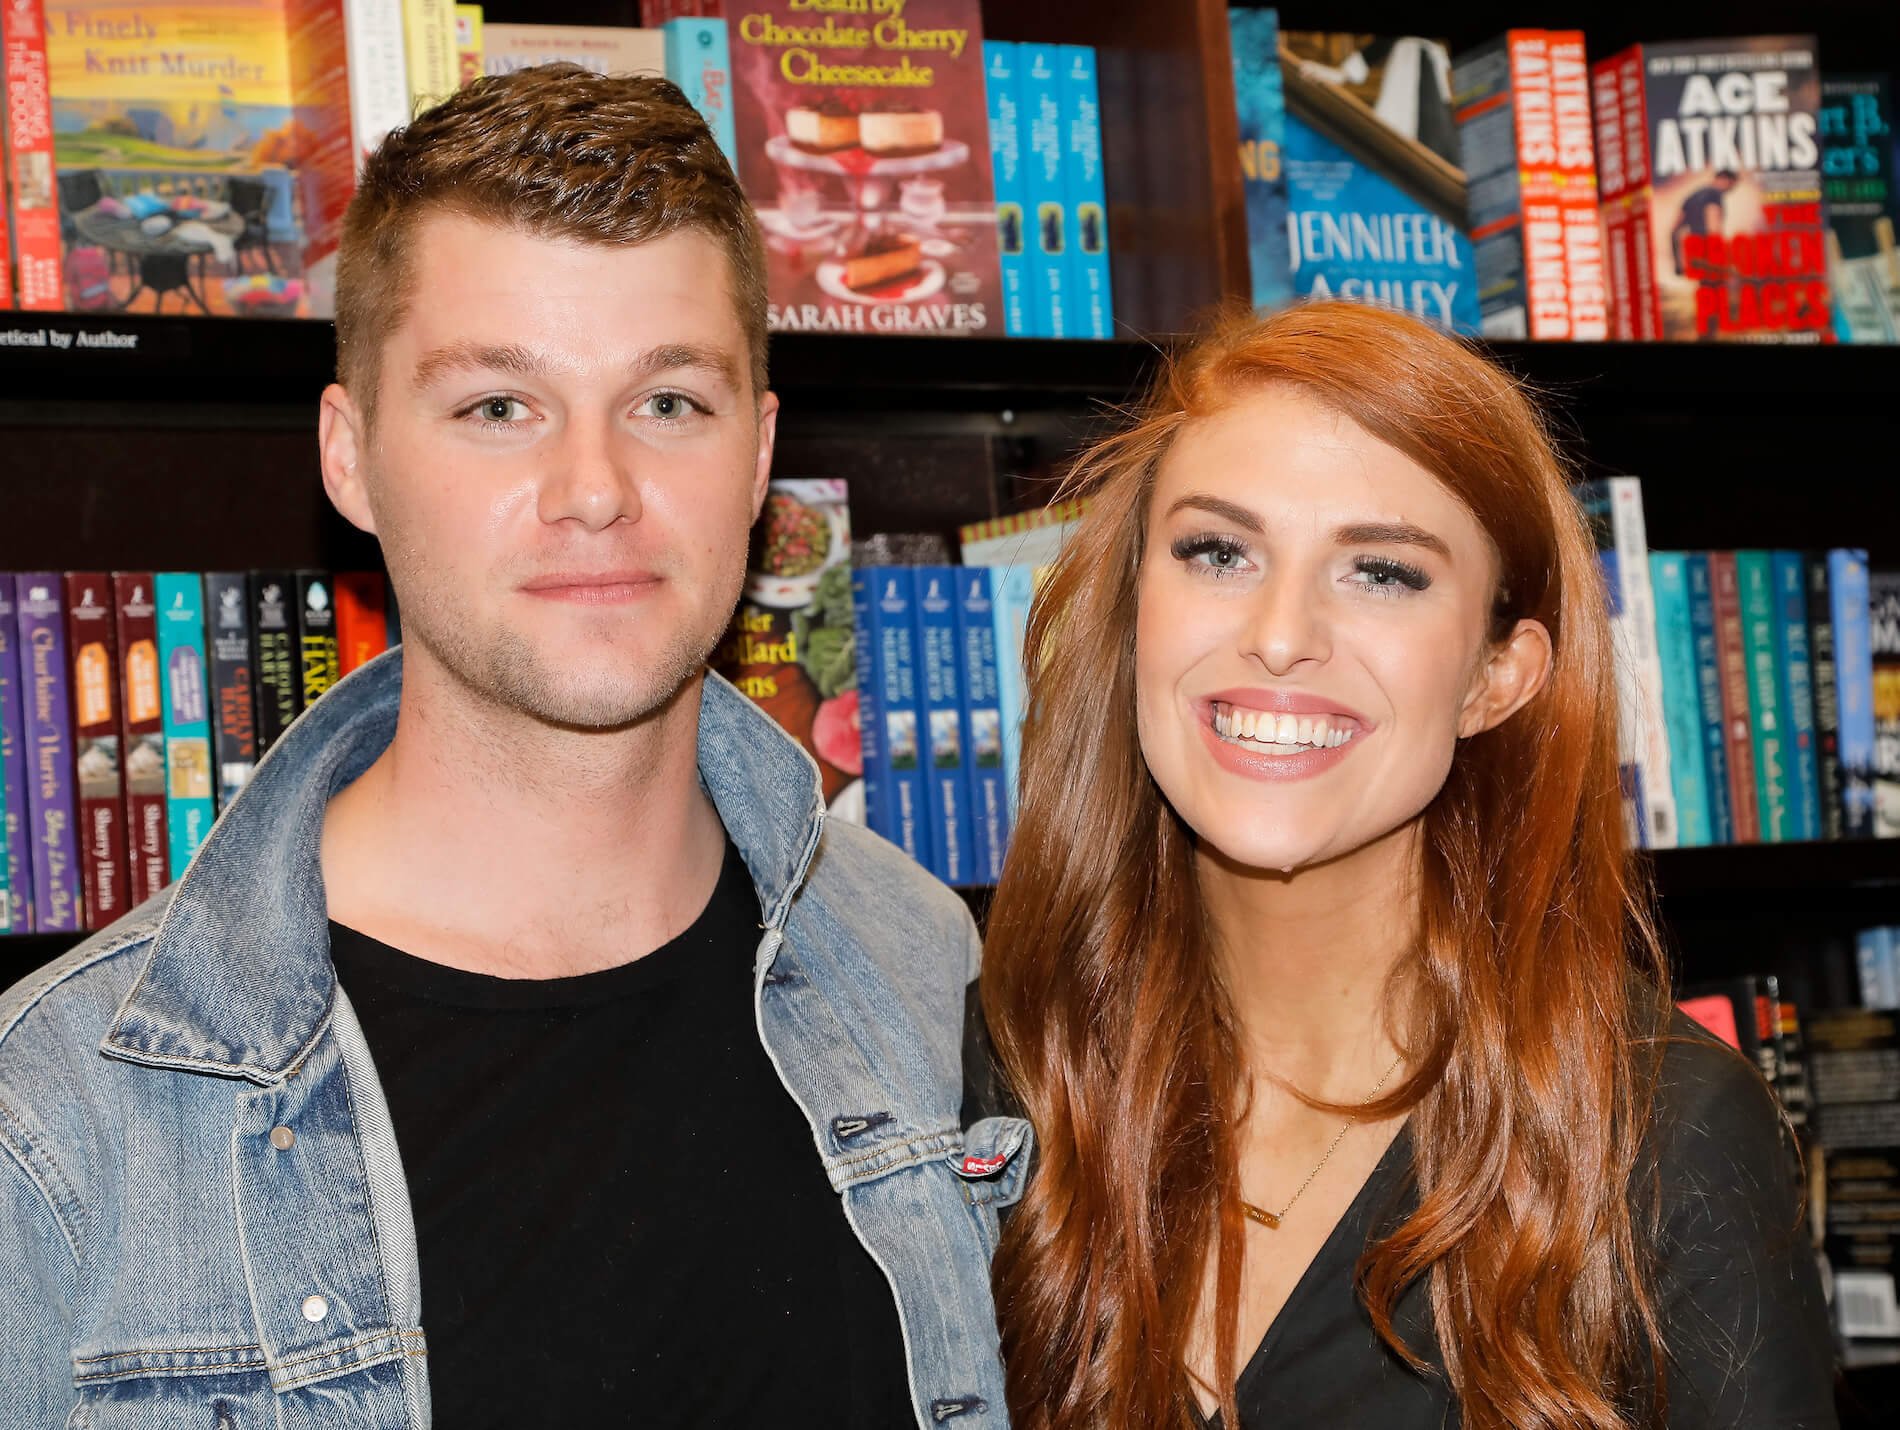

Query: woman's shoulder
[1647,1009,1796,1208]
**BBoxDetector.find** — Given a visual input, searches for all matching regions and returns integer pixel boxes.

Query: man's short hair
[334,64,769,424]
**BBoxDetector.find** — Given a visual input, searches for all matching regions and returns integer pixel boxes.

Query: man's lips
[518,571,662,605]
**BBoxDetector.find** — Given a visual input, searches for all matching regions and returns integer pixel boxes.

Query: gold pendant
[1241,1200,1281,1230]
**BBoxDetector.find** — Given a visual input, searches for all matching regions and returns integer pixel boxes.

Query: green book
[1736,551,1789,841]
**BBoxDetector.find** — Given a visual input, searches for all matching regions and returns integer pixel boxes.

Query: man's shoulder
[799,817,979,978]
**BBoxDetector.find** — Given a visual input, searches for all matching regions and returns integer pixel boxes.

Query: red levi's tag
[960,1152,1011,1177]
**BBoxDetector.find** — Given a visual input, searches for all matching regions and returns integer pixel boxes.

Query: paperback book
[1819,75,1900,343]
[205,573,257,808]
[15,574,80,931]
[64,572,128,930]
[0,582,30,930]
[155,572,214,876]
[480,22,664,78]
[1227,7,1295,311]
[1873,569,1900,838]
[112,573,168,906]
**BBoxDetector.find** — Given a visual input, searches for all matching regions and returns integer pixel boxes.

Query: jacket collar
[103,647,825,1083]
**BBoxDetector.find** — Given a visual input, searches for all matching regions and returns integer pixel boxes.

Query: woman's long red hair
[982,301,1674,1429]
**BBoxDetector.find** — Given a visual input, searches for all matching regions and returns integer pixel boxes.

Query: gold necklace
[1240,1054,1403,1231]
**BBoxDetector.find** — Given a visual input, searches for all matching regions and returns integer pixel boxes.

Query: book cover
[1281,31,1480,333]
[481,22,663,78]
[914,566,972,885]
[0,581,32,930]
[249,571,297,753]
[714,480,862,816]
[1056,44,1111,340]
[1450,30,1605,340]
[1820,75,1900,344]
[958,496,1087,568]
[64,572,128,930]
[334,570,390,675]
[15,573,81,931]
[954,566,1006,884]
[3,0,63,308]
[988,561,1034,824]
[112,572,167,905]
[402,0,456,110]
[453,2,480,86]
[727,0,999,336]
[1737,550,1790,840]
[1771,550,1821,841]
[1228,6,1294,311]
[982,40,1028,336]
[1805,553,1845,841]
[849,566,889,843]
[1685,553,1734,844]
[862,566,929,867]
[295,571,340,711]
[284,0,358,318]
[1873,569,1900,838]
[1618,36,1833,342]
[1709,551,1761,842]
[203,573,257,808]
[1018,42,1069,338]
[663,17,735,167]
[1649,553,1712,846]
[1832,550,1877,838]
[155,572,213,875]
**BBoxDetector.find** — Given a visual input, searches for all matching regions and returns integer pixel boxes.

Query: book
[1228,7,1295,311]
[1709,551,1762,842]
[988,562,1035,824]
[1737,551,1790,840]
[1806,553,1846,842]
[0,580,32,930]
[714,480,862,815]
[14,573,81,931]
[859,566,930,867]
[662,17,735,167]
[849,567,890,843]
[155,573,213,877]
[914,566,973,885]
[1649,553,1712,846]
[1860,927,1898,1009]
[958,497,1087,568]
[1685,553,1734,844]
[1820,75,1900,344]
[1873,569,1900,838]
[64,573,128,930]
[1590,42,1635,339]
[249,572,298,753]
[481,22,664,78]
[1056,44,1111,340]
[1450,30,1606,340]
[296,571,340,711]
[454,2,482,86]
[1019,43,1070,338]
[726,0,1001,336]
[982,41,1029,336]
[283,0,359,318]
[1771,551,1822,841]
[341,0,412,168]
[112,572,168,906]
[2,0,62,308]
[1805,1008,1900,1339]
[402,0,457,110]
[204,573,258,808]
[954,567,1007,884]
[1594,37,1832,342]
[1280,31,1480,333]
[334,571,390,676]
[1832,550,1878,838]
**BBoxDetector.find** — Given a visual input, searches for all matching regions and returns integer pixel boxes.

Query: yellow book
[402,0,457,113]
[453,5,483,88]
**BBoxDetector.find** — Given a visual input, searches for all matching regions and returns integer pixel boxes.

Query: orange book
[335,572,390,675]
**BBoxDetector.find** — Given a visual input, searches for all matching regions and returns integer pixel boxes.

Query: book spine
[1649,553,1711,846]
[1020,43,1069,339]
[344,0,413,164]
[1859,927,1897,1009]
[1771,552,1822,842]
[64,573,128,930]
[285,0,358,319]
[250,573,299,752]
[154,574,214,877]
[868,567,930,870]
[453,2,482,86]
[663,18,735,170]
[1830,550,1877,838]
[334,571,391,676]
[1685,554,1734,844]
[112,573,168,905]
[1057,44,1111,341]
[1619,50,1663,340]
[296,572,342,711]
[849,568,891,845]
[203,574,258,809]
[1492,32,1563,340]
[1590,51,1635,339]
[1608,479,1677,847]
[1546,31,1607,340]
[914,566,973,886]
[402,0,458,113]
[1805,553,1845,841]
[0,581,31,931]
[1709,552,1761,842]
[1873,572,1900,839]
[1,0,62,309]
[983,41,1030,338]
[989,564,1034,825]
[1737,551,1790,842]
[14,574,80,931]
[955,567,1007,885]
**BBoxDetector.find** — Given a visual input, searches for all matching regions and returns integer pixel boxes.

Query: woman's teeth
[1211,703,1357,752]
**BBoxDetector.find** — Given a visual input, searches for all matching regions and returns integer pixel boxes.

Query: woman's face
[1134,384,1538,875]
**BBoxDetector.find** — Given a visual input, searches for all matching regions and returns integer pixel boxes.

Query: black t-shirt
[329,840,914,1429]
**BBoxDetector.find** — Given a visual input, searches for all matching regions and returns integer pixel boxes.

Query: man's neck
[320,656,730,979]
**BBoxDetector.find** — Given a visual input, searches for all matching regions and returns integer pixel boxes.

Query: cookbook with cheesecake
[726,0,1003,334]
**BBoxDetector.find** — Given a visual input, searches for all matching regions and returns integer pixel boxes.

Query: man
[1671,167,1740,277]
[0,66,1025,1427]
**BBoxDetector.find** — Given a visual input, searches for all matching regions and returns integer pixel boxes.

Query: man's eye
[470,396,529,424]
[640,391,704,420]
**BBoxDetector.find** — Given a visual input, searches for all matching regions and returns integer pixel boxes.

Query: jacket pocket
[948,1115,1033,1207]
[69,1364,274,1430]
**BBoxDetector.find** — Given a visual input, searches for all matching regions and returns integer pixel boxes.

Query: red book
[1591,54,1636,340]
[113,573,169,905]
[65,573,130,929]
[1708,553,1761,842]
[1,0,63,308]
[334,571,390,676]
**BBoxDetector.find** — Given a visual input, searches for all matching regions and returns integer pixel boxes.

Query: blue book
[13,575,82,932]
[1650,553,1712,847]
[1771,552,1822,842]
[914,567,975,886]
[1019,43,1070,338]
[1859,927,1899,1009]
[850,569,891,846]
[1736,552,1789,842]
[1228,7,1295,310]
[1830,549,1877,838]
[1056,44,1112,340]
[0,580,28,932]
[155,573,216,878]
[864,568,931,870]
[954,568,1008,884]
[663,19,736,171]
[989,564,1037,823]
[1685,555,1734,845]
[984,42,1031,338]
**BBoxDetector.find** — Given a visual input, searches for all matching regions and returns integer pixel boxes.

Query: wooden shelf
[1649,840,1900,919]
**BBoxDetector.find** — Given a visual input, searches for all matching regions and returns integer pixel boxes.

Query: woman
[980,302,1836,1429]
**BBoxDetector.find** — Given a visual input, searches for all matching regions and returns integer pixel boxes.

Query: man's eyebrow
[410,341,743,392]
[630,342,742,389]
[1164,493,1266,533]
[1335,521,1453,559]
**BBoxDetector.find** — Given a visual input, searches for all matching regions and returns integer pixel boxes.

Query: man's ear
[1458,618,1553,738]
[319,383,378,536]
[751,389,780,520]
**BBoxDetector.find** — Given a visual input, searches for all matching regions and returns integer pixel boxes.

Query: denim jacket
[0,651,1029,1428]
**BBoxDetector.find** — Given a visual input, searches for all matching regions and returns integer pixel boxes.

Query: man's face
[322,212,776,730]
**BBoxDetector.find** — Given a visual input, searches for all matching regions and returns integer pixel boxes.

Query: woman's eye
[1352,557,1432,593]
[1171,534,1252,577]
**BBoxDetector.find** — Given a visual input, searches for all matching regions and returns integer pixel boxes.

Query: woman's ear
[1459,618,1552,738]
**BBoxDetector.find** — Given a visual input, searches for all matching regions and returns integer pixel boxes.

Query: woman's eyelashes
[1171,532,1254,578]
[1349,555,1433,594]
[1169,534,1433,595]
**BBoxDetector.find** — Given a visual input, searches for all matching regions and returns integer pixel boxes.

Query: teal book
[989,564,1036,822]
[1771,551,1822,842]
[1736,552,1790,842]
[663,19,736,173]
[1650,553,1713,846]
[1019,43,1071,337]
[1685,555,1734,844]
[155,573,216,877]
[1229,7,1295,310]
[984,41,1031,337]
[1056,44,1112,339]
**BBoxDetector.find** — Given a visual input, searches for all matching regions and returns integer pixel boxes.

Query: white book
[1605,477,1679,849]
[346,0,413,164]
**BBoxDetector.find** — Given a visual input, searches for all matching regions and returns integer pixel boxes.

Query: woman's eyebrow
[1334,521,1453,559]
[1164,493,1265,533]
